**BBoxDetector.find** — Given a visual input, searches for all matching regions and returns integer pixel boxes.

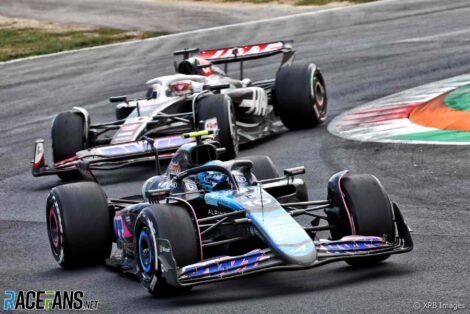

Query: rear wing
[174,40,295,80]
[198,41,293,64]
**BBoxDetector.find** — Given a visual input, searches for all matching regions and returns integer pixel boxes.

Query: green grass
[295,0,376,5]
[0,28,162,62]
[222,0,377,5]
[223,0,274,3]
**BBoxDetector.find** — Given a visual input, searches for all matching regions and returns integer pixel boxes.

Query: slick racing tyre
[242,155,308,203]
[240,155,279,180]
[275,63,327,129]
[334,174,395,266]
[46,182,113,267]
[197,94,238,160]
[51,111,87,181]
[135,203,200,296]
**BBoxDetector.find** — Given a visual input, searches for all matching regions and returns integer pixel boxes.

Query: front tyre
[240,155,279,181]
[46,182,112,267]
[135,203,200,296]
[275,63,327,129]
[241,155,308,203]
[331,174,395,266]
[51,111,87,180]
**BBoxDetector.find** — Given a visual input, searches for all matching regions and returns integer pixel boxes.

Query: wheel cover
[48,206,61,254]
[310,72,327,120]
[314,80,326,111]
[138,229,153,274]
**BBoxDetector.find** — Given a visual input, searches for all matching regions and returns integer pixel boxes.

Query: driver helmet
[166,80,194,97]
[196,161,230,192]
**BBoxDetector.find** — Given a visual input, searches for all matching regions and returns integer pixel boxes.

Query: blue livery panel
[205,187,316,266]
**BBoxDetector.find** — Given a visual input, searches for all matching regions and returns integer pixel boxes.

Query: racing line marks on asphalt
[0,0,398,66]
[396,29,470,43]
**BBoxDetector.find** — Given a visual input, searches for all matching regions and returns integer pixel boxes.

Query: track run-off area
[1,0,469,313]
[329,74,470,144]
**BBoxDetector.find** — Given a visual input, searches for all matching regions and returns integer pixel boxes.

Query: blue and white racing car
[46,131,413,296]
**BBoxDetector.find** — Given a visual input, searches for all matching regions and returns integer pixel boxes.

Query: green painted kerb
[387,130,470,142]
[444,84,470,111]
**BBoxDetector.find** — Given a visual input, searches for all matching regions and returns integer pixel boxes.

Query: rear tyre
[46,182,112,267]
[275,63,327,129]
[51,111,86,180]
[240,155,279,180]
[336,174,395,266]
[242,155,308,203]
[135,203,200,296]
[197,94,238,160]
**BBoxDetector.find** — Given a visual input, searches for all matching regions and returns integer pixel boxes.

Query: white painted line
[0,0,398,66]
[396,29,470,43]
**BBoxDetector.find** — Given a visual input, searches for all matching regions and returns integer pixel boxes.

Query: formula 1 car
[46,131,412,296]
[33,40,327,181]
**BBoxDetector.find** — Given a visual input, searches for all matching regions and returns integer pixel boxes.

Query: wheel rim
[138,229,153,274]
[48,206,61,254]
[314,80,326,111]
[310,71,327,119]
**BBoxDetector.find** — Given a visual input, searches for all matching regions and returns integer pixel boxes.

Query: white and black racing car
[32,41,327,180]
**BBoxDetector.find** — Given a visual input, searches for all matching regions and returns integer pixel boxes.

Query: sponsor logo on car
[158,244,171,253]
[199,42,284,60]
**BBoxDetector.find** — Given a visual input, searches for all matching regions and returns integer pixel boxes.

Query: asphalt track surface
[1,0,470,312]
[0,0,315,33]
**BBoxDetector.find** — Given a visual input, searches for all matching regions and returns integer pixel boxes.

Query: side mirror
[109,96,128,103]
[283,166,305,177]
